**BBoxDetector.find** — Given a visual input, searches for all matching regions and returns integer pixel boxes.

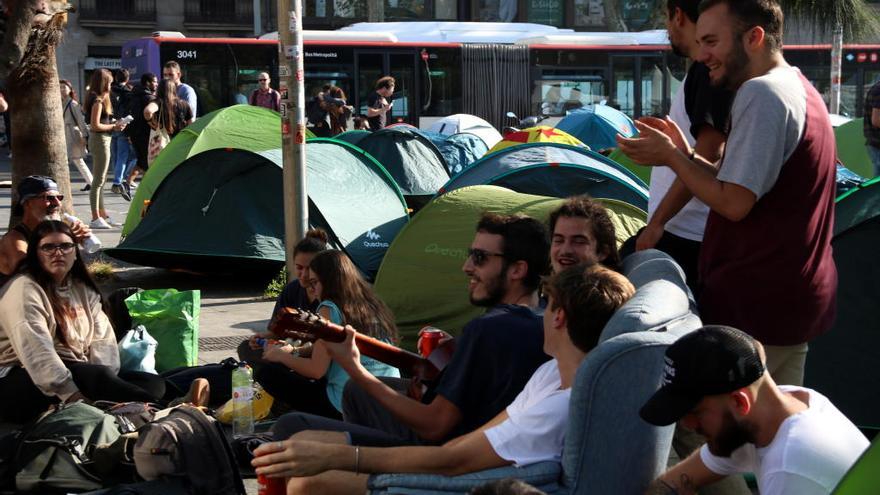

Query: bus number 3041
[177,50,197,60]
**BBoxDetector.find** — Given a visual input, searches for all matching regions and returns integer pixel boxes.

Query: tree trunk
[1,1,71,228]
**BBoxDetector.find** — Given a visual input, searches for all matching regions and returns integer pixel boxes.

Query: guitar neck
[272,308,439,380]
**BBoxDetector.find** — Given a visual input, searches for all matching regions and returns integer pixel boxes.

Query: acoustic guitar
[269,307,455,382]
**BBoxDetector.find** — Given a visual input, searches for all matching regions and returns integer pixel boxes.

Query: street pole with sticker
[278,0,307,276]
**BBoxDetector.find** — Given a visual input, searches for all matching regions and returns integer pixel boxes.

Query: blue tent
[556,105,637,151]
[418,130,489,175]
[438,142,649,210]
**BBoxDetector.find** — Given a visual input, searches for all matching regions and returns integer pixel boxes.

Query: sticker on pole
[279,65,290,78]
[282,121,292,135]
[280,104,288,119]
[289,11,297,32]
[295,125,306,144]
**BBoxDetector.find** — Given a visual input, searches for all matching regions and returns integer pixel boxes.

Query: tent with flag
[374,185,646,346]
[438,142,649,210]
[486,126,585,154]
[556,105,637,152]
[107,139,408,279]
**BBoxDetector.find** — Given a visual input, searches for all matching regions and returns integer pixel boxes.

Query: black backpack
[133,405,245,495]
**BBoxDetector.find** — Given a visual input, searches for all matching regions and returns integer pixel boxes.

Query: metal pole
[254,0,262,36]
[830,23,843,115]
[278,0,308,275]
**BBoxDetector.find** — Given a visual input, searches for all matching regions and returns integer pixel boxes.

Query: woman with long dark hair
[0,221,165,423]
[322,86,353,136]
[143,78,193,139]
[84,68,128,229]
[257,250,400,418]
[59,79,93,190]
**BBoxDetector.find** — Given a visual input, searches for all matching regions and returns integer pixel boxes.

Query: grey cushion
[601,250,699,342]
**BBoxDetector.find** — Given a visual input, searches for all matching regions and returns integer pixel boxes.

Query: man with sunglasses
[0,176,90,285]
[250,72,281,112]
[272,213,551,448]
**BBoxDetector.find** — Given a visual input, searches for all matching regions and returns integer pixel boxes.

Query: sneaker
[81,184,91,192]
[90,217,112,229]
[120,187,131,202]
[127,182,138,190]
[103,216,123,227]
[110,184,122,194]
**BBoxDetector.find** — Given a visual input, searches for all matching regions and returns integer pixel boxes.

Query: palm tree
[0,0,73,228]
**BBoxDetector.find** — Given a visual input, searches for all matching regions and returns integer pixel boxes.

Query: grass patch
[88,260,116,281]
[264,267,288,299]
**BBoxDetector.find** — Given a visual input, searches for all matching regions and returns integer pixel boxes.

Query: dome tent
[374,185,646,346]
[108,140,408,279]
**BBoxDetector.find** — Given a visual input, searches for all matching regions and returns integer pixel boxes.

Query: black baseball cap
[640,325,765,426]
[17,175,59,204]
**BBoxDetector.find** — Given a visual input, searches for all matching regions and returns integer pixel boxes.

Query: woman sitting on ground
[256,250,400,419]
[0,220,166,423]
[239,228,329,366]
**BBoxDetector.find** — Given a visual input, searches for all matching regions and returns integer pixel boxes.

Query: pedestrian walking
[84,68,128,229]
[59,79,93,190]
[249,72,281,112]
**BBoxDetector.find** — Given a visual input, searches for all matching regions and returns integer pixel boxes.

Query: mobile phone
[119,115,134,125]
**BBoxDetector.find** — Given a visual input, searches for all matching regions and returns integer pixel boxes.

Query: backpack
[133,405,245,495]
[13,402,124,493]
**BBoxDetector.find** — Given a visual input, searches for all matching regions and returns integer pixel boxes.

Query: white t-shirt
[483,359,570,466]
[700,386,869,495]
[647,77,711,241]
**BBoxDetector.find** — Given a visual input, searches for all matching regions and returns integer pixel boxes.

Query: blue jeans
[867,145,880,178]
[111,131,137,185]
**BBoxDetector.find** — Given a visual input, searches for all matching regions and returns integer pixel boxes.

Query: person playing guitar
[271,213,553,447]
[255,250,401,419]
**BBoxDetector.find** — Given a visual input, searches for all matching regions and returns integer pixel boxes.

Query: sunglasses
[467,248,505,267]
[39,242,76,254]
[39,194,64,202]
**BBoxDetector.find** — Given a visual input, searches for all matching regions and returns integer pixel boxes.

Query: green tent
[832,435,880,495]
[122,105,282,237]
[373,185,646,348]
[108,140,408,278]
[607,147,652,185]
[835,118,873,179]
[804,177,880,432]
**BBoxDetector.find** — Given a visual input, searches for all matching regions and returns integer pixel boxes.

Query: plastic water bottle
[63,213,102,254]
[231,362,254,437]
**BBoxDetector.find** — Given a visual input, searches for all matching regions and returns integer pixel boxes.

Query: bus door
[355,51,420,126]
[609,53,670,119]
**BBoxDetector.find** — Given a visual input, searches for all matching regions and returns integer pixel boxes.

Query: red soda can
[418,326,444,358]
[257,473,285,495]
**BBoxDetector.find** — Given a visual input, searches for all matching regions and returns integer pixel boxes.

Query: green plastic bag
[124,289,200,372]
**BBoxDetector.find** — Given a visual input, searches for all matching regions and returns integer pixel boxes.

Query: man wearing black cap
[641,326,868,495]
[0,176,90,282]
